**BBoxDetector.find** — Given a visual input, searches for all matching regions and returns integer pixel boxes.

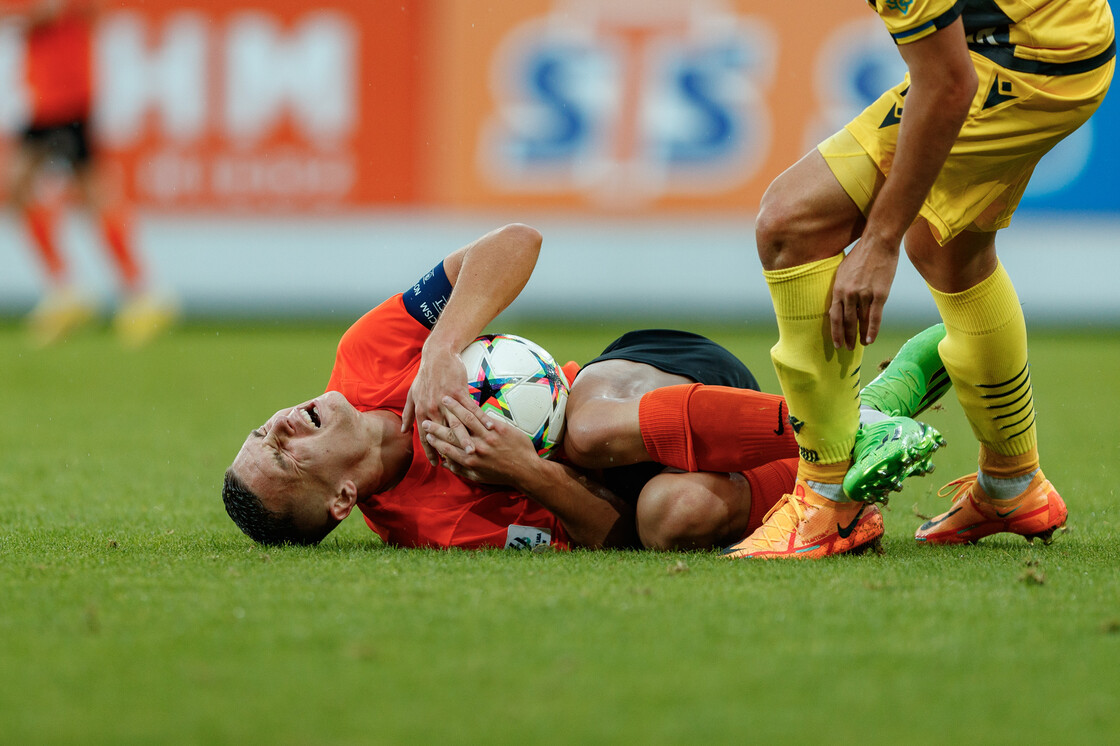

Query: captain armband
[401,261,453,329]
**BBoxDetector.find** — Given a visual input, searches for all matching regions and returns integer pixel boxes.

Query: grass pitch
[2,318,1119,744]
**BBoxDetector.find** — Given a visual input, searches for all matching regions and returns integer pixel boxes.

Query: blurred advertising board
[428,0,890,212]
[0,0,425,211]
[430,0,1118,214]
[0,0,1115,215]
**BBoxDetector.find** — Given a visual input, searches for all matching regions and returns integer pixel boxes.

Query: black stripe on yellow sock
[975,362,1036,441]
[976,361,1030,395]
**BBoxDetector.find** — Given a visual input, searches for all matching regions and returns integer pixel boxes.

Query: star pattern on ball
[463,334,568,458]
[525,349,569,401]
[468,355,519,418]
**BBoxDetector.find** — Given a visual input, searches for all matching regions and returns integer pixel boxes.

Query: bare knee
[636,478,730,551]
[8,166,37,209]
[562,413,612,468]
[565,402,650,469]
[8,148,51,209]
[755,151,865,270]
[905,222,998,293]
[562,373,649,469]
[755,189,803,270]
[756,186,857,271]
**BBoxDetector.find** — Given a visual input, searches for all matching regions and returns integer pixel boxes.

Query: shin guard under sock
[764,253,862,465]
[930,261,1037,457]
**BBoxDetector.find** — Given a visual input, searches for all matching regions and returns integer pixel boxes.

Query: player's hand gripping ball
[461,334,569,458]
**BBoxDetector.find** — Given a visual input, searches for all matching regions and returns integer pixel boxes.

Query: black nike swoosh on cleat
[774,401,785,435]
[920,506,962,530]
[836,504,866,538]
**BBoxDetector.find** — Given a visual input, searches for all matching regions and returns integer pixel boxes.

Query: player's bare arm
[830,17,976,350]
[402,223,543,465]
[424,397,638,549]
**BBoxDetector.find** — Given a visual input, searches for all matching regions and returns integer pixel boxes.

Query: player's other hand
[830,238,900,349]
[402,344,472,465]
[423,396,537,486]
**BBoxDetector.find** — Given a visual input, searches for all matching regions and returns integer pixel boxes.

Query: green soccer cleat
[860,324,951,418]
[845,324,950,502]
[844,416,945,503]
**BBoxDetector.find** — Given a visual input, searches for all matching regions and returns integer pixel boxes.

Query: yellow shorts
[819,53,1114,244]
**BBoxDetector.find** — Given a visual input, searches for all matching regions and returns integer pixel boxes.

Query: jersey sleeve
[874,0,964,44]
[326,261,454,412]
[326,294,427,414]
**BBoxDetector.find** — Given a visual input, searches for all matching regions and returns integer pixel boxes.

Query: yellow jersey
[869,0,1116,74]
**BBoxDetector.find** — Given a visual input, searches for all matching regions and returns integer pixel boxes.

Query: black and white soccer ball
[461,334,569,458]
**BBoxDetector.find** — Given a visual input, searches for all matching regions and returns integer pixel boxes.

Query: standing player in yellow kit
[725,0,1115,558]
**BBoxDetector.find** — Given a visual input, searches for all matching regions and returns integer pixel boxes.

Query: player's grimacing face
[231,391,363,519]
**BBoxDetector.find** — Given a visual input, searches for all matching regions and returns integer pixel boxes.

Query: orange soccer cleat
[915,471,1067,545]
[722,479,883,559]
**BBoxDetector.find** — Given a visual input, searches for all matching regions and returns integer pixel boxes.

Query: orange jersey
[21,1,94,125]
[326,294,570,550]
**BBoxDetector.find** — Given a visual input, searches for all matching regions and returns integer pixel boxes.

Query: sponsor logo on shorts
[879,104,903,128]
[982,76,1018,109]
[883,0,915,14]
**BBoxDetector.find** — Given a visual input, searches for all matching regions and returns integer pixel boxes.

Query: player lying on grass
[223,224,947,551]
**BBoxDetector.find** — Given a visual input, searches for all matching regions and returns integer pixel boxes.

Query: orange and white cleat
[722,479,884,559]
[915,471,1067,545]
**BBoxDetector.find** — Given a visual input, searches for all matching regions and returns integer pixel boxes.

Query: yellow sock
[799,459,850,502]
[980,445,1040,479]
[764,253,861,468]
[929,260,1037,459]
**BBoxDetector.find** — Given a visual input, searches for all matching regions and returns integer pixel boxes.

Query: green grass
[2,318,1119,744]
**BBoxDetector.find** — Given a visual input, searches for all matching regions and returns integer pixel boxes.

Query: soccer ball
[461,334,570,458]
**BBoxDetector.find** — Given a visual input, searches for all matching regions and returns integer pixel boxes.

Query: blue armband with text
[401,261,453,329]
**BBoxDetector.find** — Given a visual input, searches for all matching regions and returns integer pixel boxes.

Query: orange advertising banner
[426,0,899,213]
[0,0,426,211]
[1,0,899,213]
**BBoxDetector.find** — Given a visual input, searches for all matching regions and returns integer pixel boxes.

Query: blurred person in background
[2,0,177,346]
